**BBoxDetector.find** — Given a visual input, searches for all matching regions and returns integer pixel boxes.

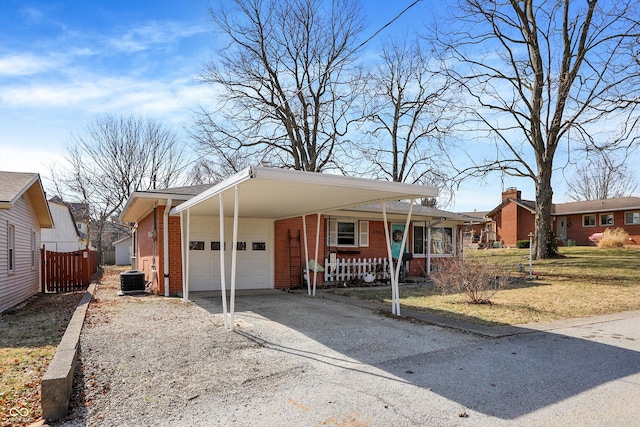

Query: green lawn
[331,246,640,326]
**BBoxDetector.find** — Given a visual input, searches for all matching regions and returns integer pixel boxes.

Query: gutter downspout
[163,199,172,297]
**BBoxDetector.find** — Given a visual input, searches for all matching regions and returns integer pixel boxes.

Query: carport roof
[172,166,439,219]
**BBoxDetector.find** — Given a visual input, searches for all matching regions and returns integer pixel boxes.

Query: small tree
[431,257,511,304]
[565,153,638,201]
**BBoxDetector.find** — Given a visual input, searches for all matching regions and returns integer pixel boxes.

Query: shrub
[430,257,512,304]
[516,240,530,249]
[597,227,630,248]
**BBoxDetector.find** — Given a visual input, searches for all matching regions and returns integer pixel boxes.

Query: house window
[211,241,226,250]
[413,225,453,255]
[327,219,358,246]
[583,215,596,227]
[236,242,247,251]
[252,242,266,251]
[625,211,640,225]
[8,224,15,272]
[31,231,36,268]
[189,241,205,250]
[600,213,614,226]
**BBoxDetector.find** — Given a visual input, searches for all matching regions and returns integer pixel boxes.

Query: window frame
[599,213,614,226]
[31,230,37,269]
[327,219,359,247]
[624,211,640,225]
[582,215,596,227]
[413,225,454,256]
[8,223,15,273]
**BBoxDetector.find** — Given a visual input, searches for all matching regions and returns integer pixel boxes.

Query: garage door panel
[188,218,273,291]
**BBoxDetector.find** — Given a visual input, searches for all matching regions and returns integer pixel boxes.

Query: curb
[40,282,97,421]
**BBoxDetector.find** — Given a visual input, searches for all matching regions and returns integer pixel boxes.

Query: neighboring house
[457,211,496,247]
[0,171,54,313]
[113,235,133,266]
[41,199,84,252]
[487,188,640,247]
[119,167,475,298]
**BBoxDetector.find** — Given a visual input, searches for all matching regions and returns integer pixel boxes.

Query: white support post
[381,203,397,315]
[394,199,414,316]
[181,210,191,303]
[219,193,229,329]
[312,213,321,296]
[163,199,172,297]
[427,224,432,276]
[302,215,311,295]
[229,185,239,331]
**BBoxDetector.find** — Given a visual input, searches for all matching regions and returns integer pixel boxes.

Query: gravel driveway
[52,273,640,426]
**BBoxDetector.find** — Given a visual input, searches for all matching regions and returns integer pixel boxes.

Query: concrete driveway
[189,290,640,426]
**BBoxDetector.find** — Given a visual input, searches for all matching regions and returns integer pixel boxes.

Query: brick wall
[563,211,640,246]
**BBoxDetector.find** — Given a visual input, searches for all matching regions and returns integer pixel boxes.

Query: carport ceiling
[173,167,439,219]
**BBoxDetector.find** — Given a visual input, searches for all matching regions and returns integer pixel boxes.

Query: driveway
[59,285,640,426]
[193,291,640,426]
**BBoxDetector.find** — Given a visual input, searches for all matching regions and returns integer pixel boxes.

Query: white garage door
[187,217,274,291]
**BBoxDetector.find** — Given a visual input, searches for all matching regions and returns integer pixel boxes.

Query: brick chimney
[502,187,521,201]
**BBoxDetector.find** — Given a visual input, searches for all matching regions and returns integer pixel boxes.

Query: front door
[557,216,567,241]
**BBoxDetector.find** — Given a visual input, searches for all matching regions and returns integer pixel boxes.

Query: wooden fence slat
[41,249,98,293]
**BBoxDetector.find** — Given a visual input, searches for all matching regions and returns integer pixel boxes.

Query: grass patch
[332,246,640,326]
[0,290,85,426]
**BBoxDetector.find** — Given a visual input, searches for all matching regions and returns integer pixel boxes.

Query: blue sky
[1,0,634,212]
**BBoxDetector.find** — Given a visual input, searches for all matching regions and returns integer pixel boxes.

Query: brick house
[487,188,640,247]
[120,167,474,308]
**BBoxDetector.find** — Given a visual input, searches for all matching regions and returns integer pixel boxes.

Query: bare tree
[362,36,454,186]
[565,153,638,201]
[193,0,365,172]
[53,115,188,261]
[436,0,640,258]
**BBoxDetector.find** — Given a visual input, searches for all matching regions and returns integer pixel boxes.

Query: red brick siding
[562,211,640,246]
[494,201,535,247]
[274,216,326,288]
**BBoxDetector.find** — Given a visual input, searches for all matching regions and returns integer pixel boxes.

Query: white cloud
[0,54,59,76]
[108,21,208,53]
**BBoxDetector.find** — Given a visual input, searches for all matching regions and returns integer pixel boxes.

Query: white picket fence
[324,257,391,282]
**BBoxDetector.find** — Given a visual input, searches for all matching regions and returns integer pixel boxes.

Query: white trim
[582,214,596,227]
[599,212,614,226]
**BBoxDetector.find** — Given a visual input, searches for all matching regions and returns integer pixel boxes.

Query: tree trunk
[534,164,554,259]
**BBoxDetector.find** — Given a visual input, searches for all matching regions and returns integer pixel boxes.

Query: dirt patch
[54,268,306,426]
[1,290,85,426]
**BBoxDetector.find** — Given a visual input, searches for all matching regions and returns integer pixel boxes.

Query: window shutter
[359,221,369,247]
[327,219,337,246]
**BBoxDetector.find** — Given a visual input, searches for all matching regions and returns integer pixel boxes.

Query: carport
[172,166,438,330]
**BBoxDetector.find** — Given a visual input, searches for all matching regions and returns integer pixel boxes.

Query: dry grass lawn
[0,291,85,426]
[332,246,640,326]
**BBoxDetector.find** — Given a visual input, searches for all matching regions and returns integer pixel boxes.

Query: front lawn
[331,246,640,326]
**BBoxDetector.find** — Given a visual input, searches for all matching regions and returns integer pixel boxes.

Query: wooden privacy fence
[324,257,391,282]
[41,248,98,293]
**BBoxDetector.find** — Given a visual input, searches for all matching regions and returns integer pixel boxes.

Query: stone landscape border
[41,282,97,420]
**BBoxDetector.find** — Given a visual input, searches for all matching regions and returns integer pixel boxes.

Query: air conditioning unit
[119,270,146,295]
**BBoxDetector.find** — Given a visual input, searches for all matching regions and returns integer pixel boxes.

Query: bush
[430,257,512,304]
[516,240,530,249]
[597,228,630,248]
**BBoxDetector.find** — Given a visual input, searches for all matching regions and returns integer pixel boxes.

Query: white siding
[0,192,42,313]
[41,202,83,252]
[114,237,132,265]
